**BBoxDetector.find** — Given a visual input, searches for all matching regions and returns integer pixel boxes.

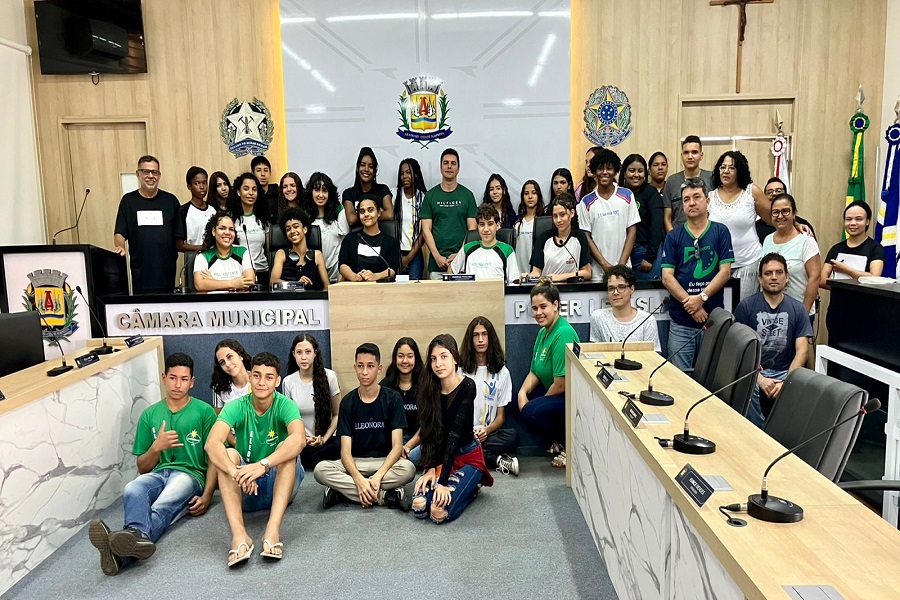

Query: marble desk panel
[0,349,159,596]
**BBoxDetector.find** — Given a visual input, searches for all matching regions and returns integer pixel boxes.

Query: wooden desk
[566,348,900,600]
[0,337,164,596]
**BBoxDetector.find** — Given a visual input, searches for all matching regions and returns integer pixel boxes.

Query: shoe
[108,527,156,560]
[381,488,410,511]
[547,442,564,455]
[88,519,120,576]
[496,454,520,476]
[552,451,567,468]
[322,487,345,510]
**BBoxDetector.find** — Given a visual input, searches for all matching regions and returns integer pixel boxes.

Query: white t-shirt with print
[577,184,641,281]
[465,365,512,428]
[235,213,268,271]
[514,216,535,275]
[589,308,661,353]
[316,209,350,283]
[184,203,217,246]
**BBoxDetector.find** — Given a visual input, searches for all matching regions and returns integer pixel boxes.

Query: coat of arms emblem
[583,85,632,147]
[221,98,274,158]
[22,269,79,345]
[397,76,453,149]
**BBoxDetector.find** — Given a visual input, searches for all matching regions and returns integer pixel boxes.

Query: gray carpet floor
[5,457,617,600]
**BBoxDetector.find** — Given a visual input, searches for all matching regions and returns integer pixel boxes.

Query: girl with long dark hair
[342,147,393,226]
[210,339,251,413]
[302,172,349,283]
[382,337,425,464]
[460,317,519,475]
[283,334,342,470]
[574,146,602,201]
[209,171,237,216]
[619,154,665,281]
[548,167,574,207]
[393,159,427,280]
[276,172,304,221]
[411,334,494,524]
[481,173,516,229]
[513,180,546,276]
[233,172,271,287]
[528,194,592,282]
[193,213,255,292]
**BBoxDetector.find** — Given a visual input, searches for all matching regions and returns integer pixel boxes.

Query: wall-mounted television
[34,0,147,75]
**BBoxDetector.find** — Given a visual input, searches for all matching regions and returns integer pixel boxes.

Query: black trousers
[482,428,519,466]
[300,436,340,471]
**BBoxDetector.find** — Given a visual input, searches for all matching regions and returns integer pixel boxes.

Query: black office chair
[533,216,553,243]
[765,368,867,483]
[307,224,322,252]
[706,322,761,416]
[182,252,197,293]
[464,228,515,249]
[378,220,402,273]
[268,226,290,270]
[692,307,734,387]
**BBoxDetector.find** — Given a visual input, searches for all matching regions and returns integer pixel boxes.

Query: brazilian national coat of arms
[22,269,79,346]
[397,76,453,149]
[583,85,633,147]
[220,98,274,158]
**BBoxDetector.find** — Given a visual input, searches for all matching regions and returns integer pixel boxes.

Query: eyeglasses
[138,169,161,177]
[606,284,630,294]
[718,165,736,173]
[771,208,793,217]
[765,187,786,197]
[692,237,701,261]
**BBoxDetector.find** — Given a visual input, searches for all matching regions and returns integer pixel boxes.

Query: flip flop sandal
[260,539,284,560]
[552,452,567,468]
[227,542,254,568]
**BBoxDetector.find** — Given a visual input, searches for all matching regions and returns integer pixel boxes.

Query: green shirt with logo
[132,397,217,487]
[217,392,302,463]
[531,316,580,390]
[420,183,477,271]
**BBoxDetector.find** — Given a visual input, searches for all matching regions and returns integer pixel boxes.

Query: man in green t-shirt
[206,352,305,567]
[420,148,477,278]
[88,353,217,576]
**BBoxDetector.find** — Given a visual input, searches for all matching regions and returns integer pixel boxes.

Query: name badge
[137,210,164,226]
[572,342,581,358]
[596,367,614,388]
[124,334,144,347]
[621,397,643,428]
[75,352,101,368]
[675,464,715,508]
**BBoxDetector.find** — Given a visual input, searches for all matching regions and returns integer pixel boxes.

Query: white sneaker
[496,454,520,476]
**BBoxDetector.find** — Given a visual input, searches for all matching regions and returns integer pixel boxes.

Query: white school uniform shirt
[514,216,535,275]
[316,208,350,283]
[184,203,217,246]
[577,183,641,281]
[282,369,341,437]
[449,240,518,282]
[234,213,268,271]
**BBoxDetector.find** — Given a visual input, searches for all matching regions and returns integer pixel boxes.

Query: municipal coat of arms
[397,76,453,149]
[220,98,274,158]
[22,269,79,346]
[583,85,632,147]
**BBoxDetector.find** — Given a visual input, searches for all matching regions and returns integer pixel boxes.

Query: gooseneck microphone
[747,398,881,524]
[358,232,395,282]
[175,258,191,294]
[74,285,113,355]
[36,312,73,377]
[639,325,707,406]
[668,366,763,455]
[52,189,90,245]
[614,298,668,371]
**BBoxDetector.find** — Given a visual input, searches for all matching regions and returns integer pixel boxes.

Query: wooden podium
[0,244,127,354]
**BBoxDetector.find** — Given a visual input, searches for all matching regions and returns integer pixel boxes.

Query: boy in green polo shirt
[88,353,217,576]
[206,352,306,567]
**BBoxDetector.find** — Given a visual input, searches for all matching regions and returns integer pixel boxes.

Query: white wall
[0,0,46,245]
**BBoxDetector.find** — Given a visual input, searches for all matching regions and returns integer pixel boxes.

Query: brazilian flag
[846,112,870,239]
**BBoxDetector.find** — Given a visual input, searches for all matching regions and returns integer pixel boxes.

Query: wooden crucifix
[710,0,774,93]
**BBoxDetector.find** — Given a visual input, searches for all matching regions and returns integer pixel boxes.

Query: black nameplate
[124,334,144,348]
[675,464,715,508]
[596,367,614,388]
[572,342,581,358]
[621,398,644,428]
[442,274,476,282]
[75,353,101,369]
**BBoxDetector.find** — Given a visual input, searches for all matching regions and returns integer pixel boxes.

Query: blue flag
[877,123,900,278]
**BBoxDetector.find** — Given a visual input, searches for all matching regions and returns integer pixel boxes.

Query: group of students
[87,277,583,575]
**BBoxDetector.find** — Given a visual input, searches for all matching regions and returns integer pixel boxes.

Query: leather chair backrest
[378,220,401,271]
[306,224,322,252]
[533,216,553,243]
[707,322,761,416]
[692,307,734,387]
[764,368,867,482]
[464,228,515,249]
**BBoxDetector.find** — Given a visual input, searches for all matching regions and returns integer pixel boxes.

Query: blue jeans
[123,469,201,543]
[413,441,481,524]
[631,245,662,281]
[667,322,704,372]
[520,386,566,447]
[241,455,304,512]
[404,433,422,469]
[747,368,788,428]
[401,251,424,280]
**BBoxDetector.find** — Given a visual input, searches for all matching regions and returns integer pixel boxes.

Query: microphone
[614,298,668,371]
[242,223,260,290]
[669,366,764,455]
[175,258,191,294]
[639,325,708,406]
[747,397,881,524]
[52,189,91,244]
[36,312,73,376]
[358,232,395,282]
[74,285,114,355]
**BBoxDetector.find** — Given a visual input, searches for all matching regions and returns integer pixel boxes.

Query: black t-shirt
[342,183,392,212]
[337,386,406,458]
[633,185,666,261]
[381,381,419,436]
[264,184,279,224]
[825,237,886,272]
[338,230,401,275]
[114,189,184,293]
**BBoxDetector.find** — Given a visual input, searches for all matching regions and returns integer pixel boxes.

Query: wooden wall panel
[571,0,887,342]
[27,0,287,247]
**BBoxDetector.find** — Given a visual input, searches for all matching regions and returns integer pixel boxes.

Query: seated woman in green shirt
[517,278,580,468]
[193,213,255,292]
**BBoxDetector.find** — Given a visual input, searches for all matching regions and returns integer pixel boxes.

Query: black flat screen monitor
[34,0,147,75]
[0,312,46,378]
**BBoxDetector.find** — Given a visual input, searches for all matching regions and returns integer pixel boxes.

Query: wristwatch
[700,291,709,302]
[260,458,271,473]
